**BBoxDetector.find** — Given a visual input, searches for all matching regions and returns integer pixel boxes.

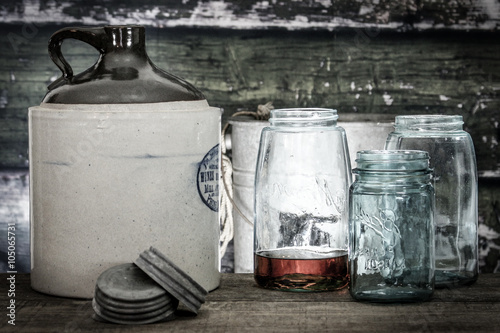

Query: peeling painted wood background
[1,0,500,30]
[0,0,499,273]
[2,26,499,171]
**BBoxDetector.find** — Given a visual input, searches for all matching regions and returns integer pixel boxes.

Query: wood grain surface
[0,273,499,332]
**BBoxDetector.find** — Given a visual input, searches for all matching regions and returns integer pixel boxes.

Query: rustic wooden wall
[2,26,500,171]
[0,0,499,273]
[2,0,500,29]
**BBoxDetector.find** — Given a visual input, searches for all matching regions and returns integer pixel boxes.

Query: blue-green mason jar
[349,150,435,302]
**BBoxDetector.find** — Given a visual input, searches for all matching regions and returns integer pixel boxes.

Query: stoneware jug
[29,25,221,298]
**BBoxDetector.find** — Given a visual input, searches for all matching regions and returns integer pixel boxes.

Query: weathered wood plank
[478,180,500,273]
[0,170,30,273]
[1,274,499,332]
[0,25,499,172]
[1,0,499,30]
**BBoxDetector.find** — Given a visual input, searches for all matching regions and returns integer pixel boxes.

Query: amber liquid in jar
[254,248,349,291]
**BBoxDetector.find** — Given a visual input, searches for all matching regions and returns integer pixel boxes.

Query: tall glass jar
[253,108,352,291]
[349,150,435,302]
[385,115,478,288]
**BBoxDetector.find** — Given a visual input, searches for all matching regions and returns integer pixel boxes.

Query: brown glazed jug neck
[43,25,205,104]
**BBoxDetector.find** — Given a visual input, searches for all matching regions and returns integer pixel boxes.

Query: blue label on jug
[197,144,219,212]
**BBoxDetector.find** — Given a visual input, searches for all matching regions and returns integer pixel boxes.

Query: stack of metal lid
[92,247,207,325]
[93,263,178,324]
[135,247,208,314]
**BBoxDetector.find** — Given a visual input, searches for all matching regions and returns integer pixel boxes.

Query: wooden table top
[1,273,499,332]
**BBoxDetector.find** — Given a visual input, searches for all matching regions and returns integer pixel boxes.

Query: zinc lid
[96,263,168,302]
[135,247,208,314]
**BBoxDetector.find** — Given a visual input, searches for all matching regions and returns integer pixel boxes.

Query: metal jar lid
[92,263,178,324]
[92,298,176,325]
[135,247,208,314]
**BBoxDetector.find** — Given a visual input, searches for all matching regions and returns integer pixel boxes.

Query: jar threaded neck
[354,150,431,173]
[269,108,338,126]
[394,115,463,131]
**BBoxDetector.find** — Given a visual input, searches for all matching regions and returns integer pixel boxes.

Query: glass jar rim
[270,108,338,121]
[354,150,431,172]
[394,115,463,130]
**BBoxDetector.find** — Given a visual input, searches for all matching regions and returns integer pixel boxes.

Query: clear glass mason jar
[349,150,435,302]
[254,108,352,291]
[385,115,478,288]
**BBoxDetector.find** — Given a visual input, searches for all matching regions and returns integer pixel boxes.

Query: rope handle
[221,102,272,226]
[219,102,272,258]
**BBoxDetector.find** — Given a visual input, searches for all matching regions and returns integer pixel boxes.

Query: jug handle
[47,27,106,87]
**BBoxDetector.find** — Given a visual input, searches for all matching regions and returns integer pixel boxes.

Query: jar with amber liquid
[253,108,352,291]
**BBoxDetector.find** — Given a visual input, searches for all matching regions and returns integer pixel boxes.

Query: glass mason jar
[254,108,352,291]
[349,150,435,302]
[385,115,478,288]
